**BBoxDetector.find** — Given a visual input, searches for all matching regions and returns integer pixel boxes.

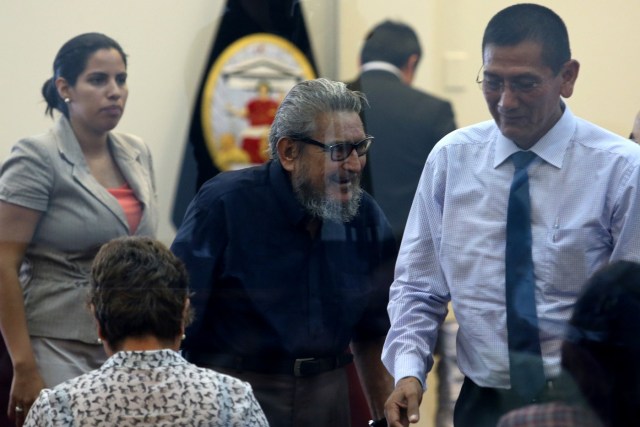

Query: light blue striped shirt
[382,105,640,389]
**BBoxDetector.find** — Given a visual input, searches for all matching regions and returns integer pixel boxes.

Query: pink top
[107,183,142,234]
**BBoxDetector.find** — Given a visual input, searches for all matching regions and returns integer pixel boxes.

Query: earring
[181,334,186,341]
[97,338,103,344]
[64,98,70,104]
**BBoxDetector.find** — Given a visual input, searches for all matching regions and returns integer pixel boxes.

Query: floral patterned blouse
[24,349,269,426]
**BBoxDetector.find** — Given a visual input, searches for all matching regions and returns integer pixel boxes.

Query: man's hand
[384,376,423,427]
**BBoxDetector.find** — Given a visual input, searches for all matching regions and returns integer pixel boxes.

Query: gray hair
[268,78,367,159]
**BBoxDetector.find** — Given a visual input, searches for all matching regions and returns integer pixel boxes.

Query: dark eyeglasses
[295,136,374,161]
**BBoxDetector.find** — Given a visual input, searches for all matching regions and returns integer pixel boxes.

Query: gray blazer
[0,116,158,343]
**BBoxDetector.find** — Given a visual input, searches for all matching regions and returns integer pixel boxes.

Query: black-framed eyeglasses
[294,135,374,161]
[475,65,546,95]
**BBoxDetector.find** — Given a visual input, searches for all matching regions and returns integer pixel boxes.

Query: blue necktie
[505,151,545,401]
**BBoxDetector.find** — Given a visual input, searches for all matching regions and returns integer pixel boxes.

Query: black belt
[463,376,564,406]
[187,352,354,377]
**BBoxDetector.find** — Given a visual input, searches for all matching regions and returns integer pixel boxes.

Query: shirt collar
[361,61,404,81]
[102,349,184,370]
[494,103,576,169]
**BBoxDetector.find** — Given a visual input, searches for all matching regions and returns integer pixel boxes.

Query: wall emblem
[201,33,315,171]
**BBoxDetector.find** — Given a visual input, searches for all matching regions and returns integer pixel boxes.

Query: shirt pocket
[540,227,611,295]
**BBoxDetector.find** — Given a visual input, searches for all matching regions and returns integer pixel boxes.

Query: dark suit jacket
[348,69,456,242]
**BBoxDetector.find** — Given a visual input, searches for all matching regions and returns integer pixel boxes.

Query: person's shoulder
[24,116,74,152]
[111,130,144,147]
[1,127,58,174]
[109,130,151,157]
[357,191,394,228]
[428,120,496,157]
[189,364,255,393]
[410,85,454,109]
[358,70,408,95]
[358,190,379,212]
[204,162,269,188]
[40,370,95,400]
[12,125,58,153]
[574,117,640,163]
[197,163,271,201]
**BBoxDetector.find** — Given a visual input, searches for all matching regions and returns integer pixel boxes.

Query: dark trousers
[206,365,351,427]
[454,377,563,427]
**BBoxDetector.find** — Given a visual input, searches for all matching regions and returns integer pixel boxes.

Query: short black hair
[482,4,570,74]
[360,20,421,69]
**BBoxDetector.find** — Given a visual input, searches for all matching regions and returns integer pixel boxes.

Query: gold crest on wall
[200,33,315,171]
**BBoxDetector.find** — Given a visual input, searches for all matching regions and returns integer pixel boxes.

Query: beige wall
[1,0,639,241]
[338,0,640,133]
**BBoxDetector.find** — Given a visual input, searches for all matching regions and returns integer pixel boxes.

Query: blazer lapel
[54,117,130,231]
[109,133,153,234]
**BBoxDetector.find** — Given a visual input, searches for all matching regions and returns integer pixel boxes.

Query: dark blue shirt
[171,160,396,358]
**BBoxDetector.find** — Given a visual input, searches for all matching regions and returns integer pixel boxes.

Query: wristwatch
[368,418,388,427]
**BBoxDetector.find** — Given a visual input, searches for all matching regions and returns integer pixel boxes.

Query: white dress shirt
[382,105,640,389]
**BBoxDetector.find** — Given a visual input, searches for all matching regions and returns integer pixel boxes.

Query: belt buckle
[293,358,315,377]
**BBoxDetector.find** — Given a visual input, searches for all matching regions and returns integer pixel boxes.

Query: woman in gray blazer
[0,33,157,425]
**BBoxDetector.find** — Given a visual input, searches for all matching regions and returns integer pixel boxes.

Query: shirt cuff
[391,355,428,390]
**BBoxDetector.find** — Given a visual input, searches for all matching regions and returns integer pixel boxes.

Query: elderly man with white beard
[172,78,396,427]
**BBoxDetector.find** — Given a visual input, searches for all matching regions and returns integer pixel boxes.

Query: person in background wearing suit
[24,237,268,427]
[348,20,456,243]
[0,33,157,426]
[382,4,640,427]
[347,20,460,427]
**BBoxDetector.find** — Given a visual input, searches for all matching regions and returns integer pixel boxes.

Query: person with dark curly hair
[24,237,267,426]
